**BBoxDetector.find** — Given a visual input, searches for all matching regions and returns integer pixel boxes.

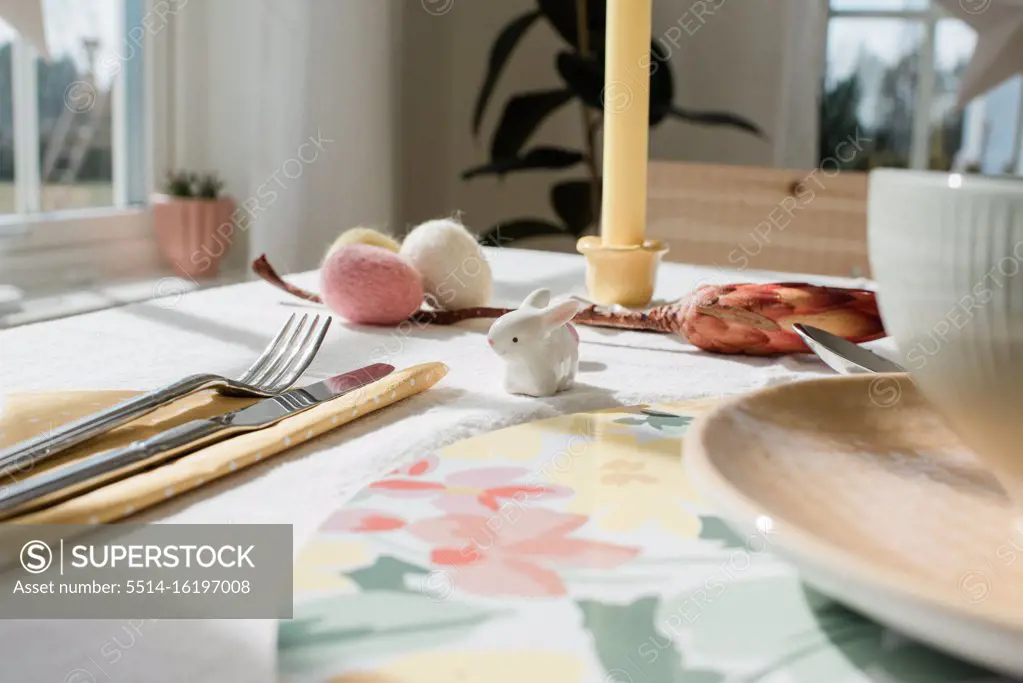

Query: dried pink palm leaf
[253,256,885,355]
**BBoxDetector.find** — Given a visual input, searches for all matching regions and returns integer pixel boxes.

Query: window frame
[0,0,173,295]
[823,1,1017,173]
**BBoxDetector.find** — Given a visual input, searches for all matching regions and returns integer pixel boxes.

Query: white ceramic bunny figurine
[487,289,582,397]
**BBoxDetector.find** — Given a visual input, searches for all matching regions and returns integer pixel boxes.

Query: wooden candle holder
[576,236,668,308]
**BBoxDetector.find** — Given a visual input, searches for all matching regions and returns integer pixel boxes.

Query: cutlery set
[0,314,396,518]
[0,315,900,519]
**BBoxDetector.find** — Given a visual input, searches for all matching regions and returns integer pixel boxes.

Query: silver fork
[0,313,332,476]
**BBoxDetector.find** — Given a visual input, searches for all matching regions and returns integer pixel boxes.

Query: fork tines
[240,314,332,393]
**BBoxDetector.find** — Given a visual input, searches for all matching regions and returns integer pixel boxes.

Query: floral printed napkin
[280,399,992,683]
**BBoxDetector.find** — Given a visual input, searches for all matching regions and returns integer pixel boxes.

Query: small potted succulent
[153,171,235,278]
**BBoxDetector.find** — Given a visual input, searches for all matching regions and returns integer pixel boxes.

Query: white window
[822,0,1021,174]
[0,0,171,312]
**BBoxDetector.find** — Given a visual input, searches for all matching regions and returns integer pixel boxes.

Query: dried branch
[251,255,323,303]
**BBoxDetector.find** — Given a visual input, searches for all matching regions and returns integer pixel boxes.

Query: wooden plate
[686,374,1023,677]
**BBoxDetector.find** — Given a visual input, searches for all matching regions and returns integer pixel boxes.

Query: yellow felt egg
[324,227,401,260]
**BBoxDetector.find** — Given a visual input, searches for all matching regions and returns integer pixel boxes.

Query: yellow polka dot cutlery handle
[2,362,448,525]
[0,420,227,519]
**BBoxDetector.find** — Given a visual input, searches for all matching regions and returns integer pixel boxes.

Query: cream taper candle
[576,0,665,308]
[600,0,652,247]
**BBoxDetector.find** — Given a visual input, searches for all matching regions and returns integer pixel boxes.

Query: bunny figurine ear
[541,299,583,330]
[521,288,552,309]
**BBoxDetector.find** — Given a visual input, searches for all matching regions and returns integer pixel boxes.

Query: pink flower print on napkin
[366,455,447,499]
[407,508,639,597]
[370,457,571,515]
[388,454,440,477]
[323,508,407,533]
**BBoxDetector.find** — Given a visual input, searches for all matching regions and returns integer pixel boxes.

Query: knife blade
[792,324,906,375]
[0,363,394,518]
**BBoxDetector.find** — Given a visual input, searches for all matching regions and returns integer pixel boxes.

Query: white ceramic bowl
[868,169,1023,508]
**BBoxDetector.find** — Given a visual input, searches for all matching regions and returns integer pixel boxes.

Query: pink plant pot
[152,194,236,279]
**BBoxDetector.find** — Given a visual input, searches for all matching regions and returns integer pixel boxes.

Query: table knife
[792,324,907,375]
[0,363,394,517]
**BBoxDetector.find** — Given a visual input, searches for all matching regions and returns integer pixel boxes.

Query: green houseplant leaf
[537,0,606,51]
[467,1,766,246]
[472,10,543,137]
[196,172,224,199]
[552,179,597,236]
[557,46,676,125]
[669,106,766,138]
[480,218,567,246]
[164,170,195,197]
[462,146,584,180]
[556,51,603,109]
[490,89,574,160]
[648,43,674,126]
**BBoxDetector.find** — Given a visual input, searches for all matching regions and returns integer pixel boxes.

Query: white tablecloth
[0,248,892,682]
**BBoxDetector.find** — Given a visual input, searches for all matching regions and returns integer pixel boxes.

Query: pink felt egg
[320,244,423,325]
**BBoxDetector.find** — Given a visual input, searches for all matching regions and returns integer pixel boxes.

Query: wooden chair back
[646,161,870,278]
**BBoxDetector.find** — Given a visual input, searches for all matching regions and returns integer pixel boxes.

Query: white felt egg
[399,218,493,310]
